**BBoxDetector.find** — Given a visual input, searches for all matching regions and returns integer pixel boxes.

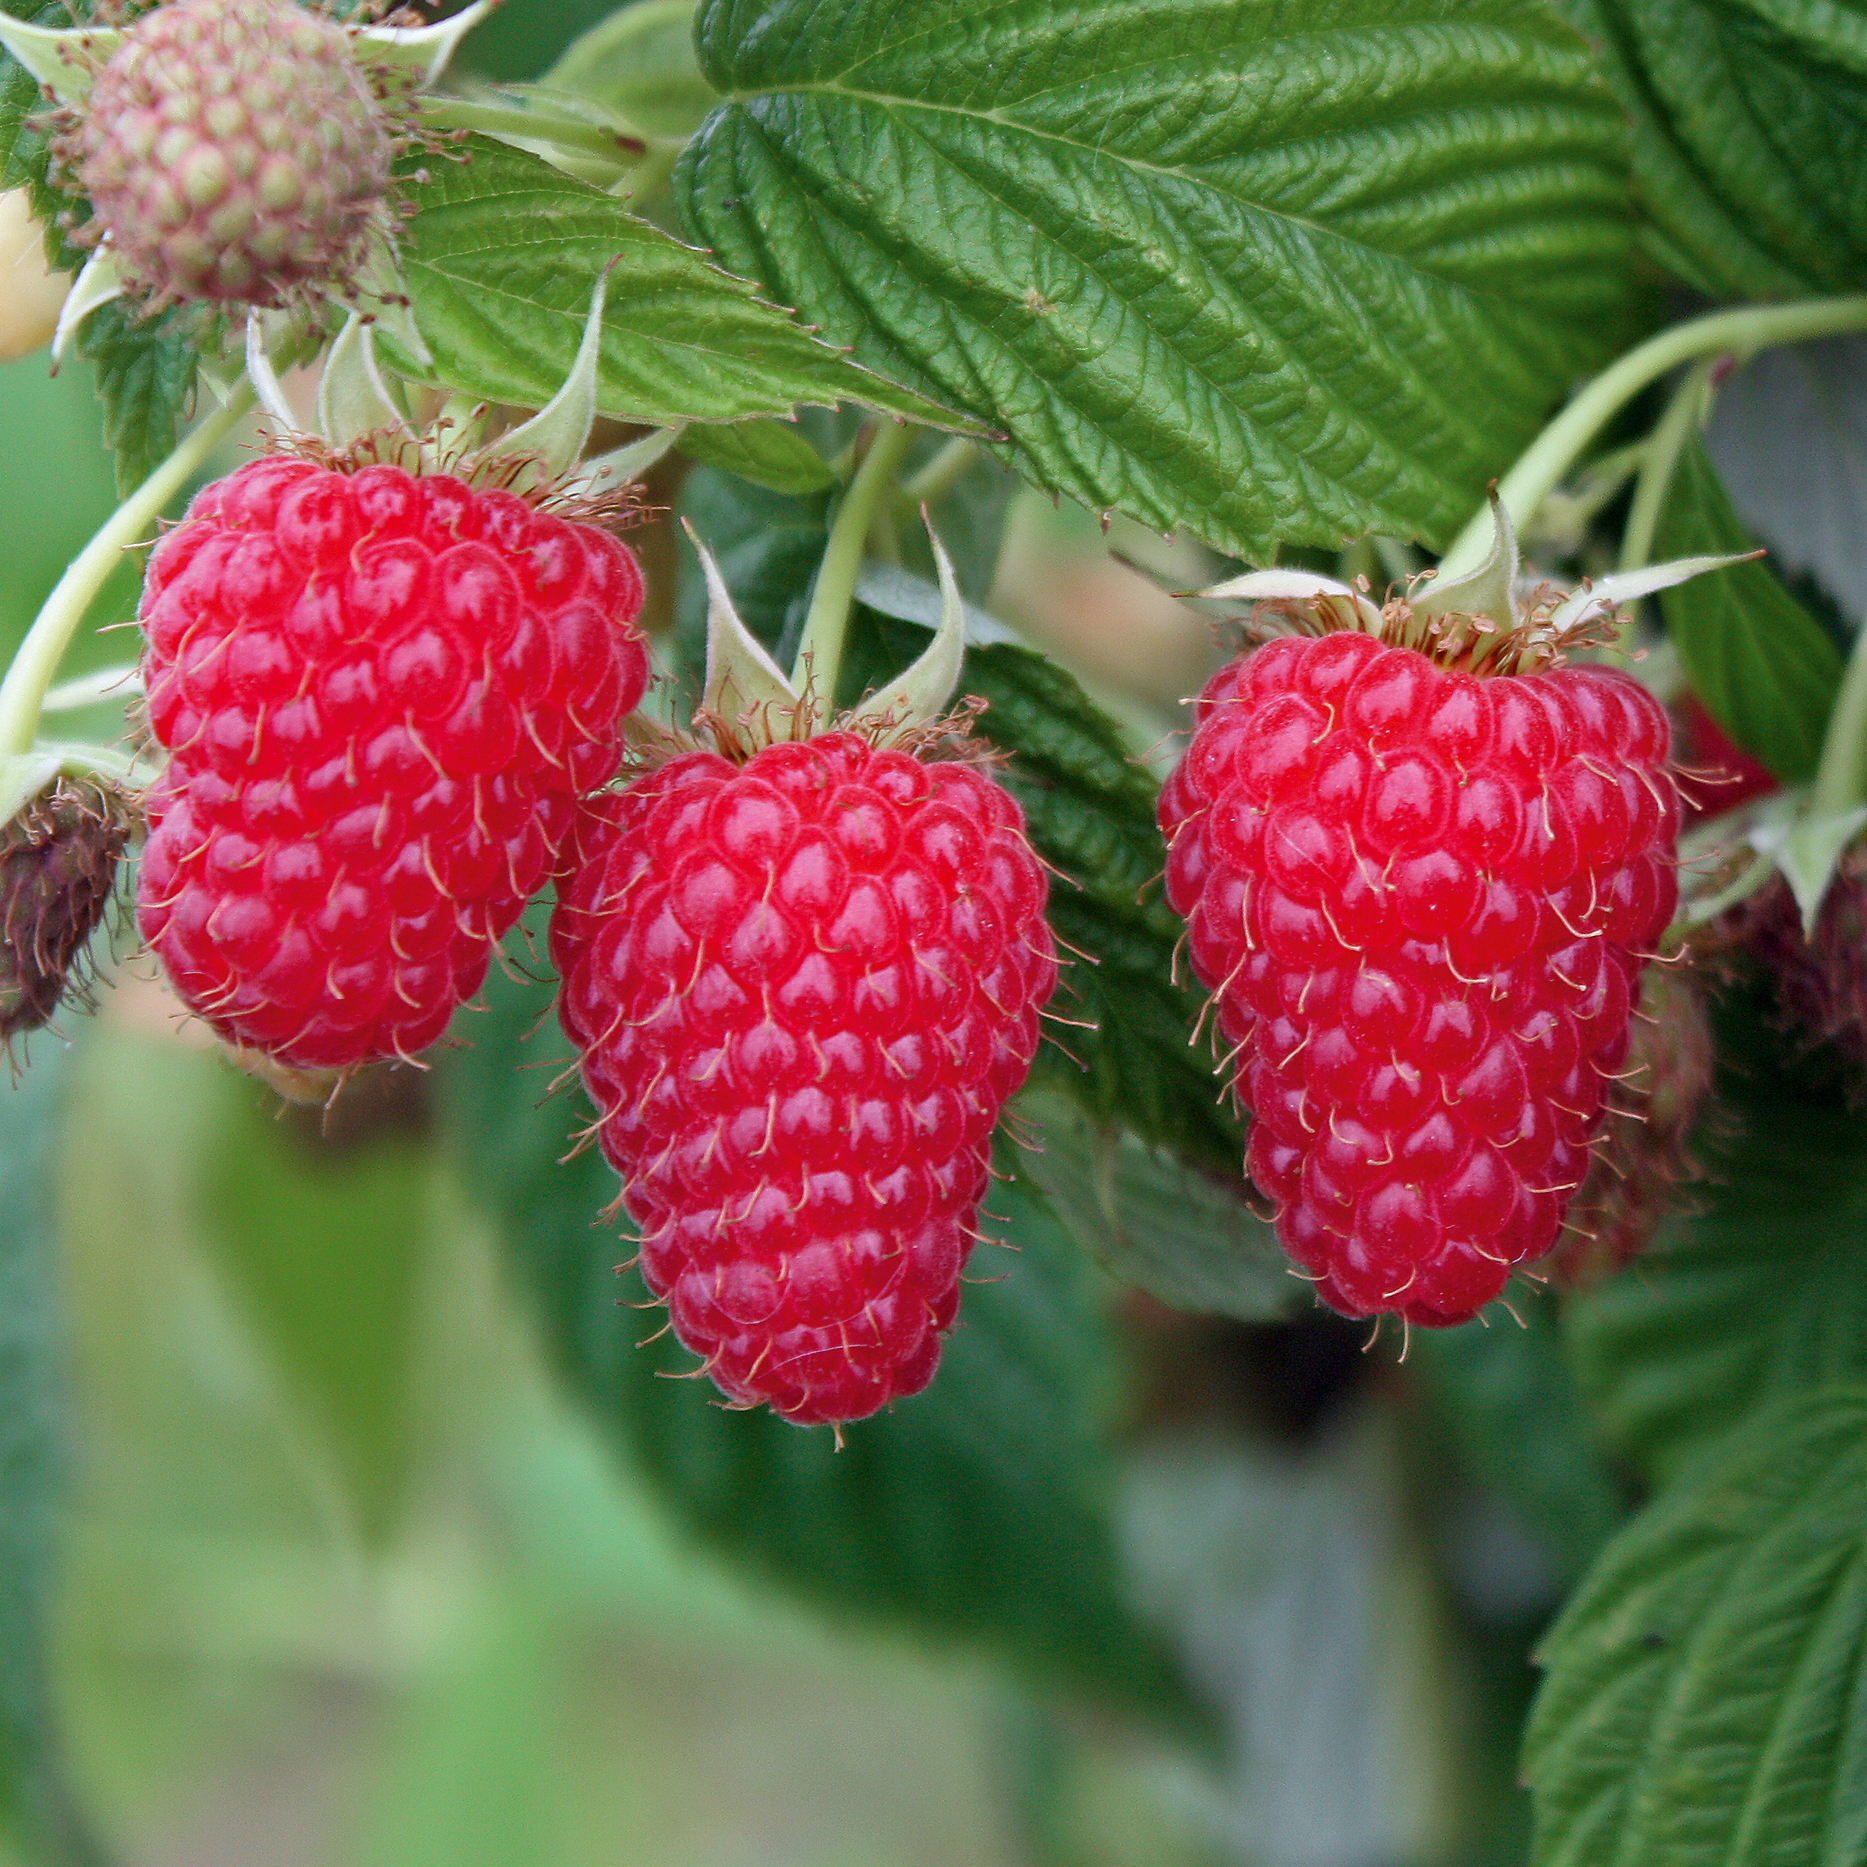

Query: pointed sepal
[1186,567,1383,633]
[566,424,682,499]
[1547,551,1761,634]
[484,261,613,487]
[50,248,121,366]
[1769,805,1867,936]
[0,18,112,103]
[1414,489,1519,625]
[316,315,411,449]
[689,521,804,736]
[862,513,967,737]
[355,0,497,86]
[244,310,299,431]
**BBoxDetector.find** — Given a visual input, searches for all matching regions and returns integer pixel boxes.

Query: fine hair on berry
[551,731,1060,1427]
[136,453,650,1072]
[1160,627,1679,1325]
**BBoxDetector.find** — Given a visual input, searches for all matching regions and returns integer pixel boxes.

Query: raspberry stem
[792,418,915,702]
[1441,294,1867,577]
[0,381,255,802]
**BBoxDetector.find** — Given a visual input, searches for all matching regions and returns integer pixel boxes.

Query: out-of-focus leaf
[1016,1090,1291,1322]
[390,138,961,431]
[436,964,1193,1720]
[1409,1293,1626,1585]
[1656,434,1841,785]
[1566,1003,1867,1487]
[0,1037,104,1864]
[199,1082,433,1545]
[1557,0,1867,297]
[840,608,1245,1178]
[1527,1387,1867,1867]
[676,415,836,494]
[544,0,716,140]
[679,0,1631,557]
[1706,335,1867,625]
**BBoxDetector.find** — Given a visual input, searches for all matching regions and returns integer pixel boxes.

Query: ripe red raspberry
[550,733,1059,1426]
[66,0,399,309]
[1159,628,1679,1325]
[136,452,649,1071]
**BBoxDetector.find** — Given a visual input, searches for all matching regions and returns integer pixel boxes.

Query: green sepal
[355,0,495,85]
[0,17,109,103]
[315,316,411,450]
[49,248,120,366]
[1412,490,1517,625]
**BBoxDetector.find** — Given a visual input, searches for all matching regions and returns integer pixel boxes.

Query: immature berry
[137,453,649,1071]
[550,733,1058,1426]
[1,778,131,1042]
[1159,629,1679,1325]
[70,0,396,307]
[1739,841,1867,1099]
[1553,962,1714,1282]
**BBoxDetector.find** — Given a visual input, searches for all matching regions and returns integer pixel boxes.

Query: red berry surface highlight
[137,454,649,1070]
[1159,630,1679,1325]
[551,733,1059,1426]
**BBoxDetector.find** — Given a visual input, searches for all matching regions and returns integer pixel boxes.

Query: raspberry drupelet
[137,453,649,1072]
[1160,615,1680,1326]
[551,732,1058,1427]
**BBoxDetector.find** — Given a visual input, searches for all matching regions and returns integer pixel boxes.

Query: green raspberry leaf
[392,137,965,431]
[1566,1006,1867,1487]
[75,299,199,498]
[676,415,838,494]
[1656,434,1843,786]
[1526,1387,1867,1867]
[675,0,1632,558]
[1557,0,1867,298]
[436,964,1196,1724]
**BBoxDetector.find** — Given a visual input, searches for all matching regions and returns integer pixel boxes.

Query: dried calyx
[1,776,133,1042]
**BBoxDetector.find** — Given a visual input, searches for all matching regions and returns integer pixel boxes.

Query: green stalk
[1440,295,1867,576]
[0,382,254,766]
[792,419,915,699]
[1617,355,1716,576]
[898,436,980,509]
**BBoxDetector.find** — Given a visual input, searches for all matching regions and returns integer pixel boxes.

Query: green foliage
[437,961,1192,1720]
[676,414,837,493]
[545,0,717,140]
[1527,1387,1867,1867]
[1014,1091,1292,1323]
[390,137,962,430]
[1557,0,1867,298]
[1565,1008,1867,1488]
[1409,1295,1627,1586]
[74,300,199,497]
[1656,434,1842,784]
[0,1037,66,1852]
[677,0,1631,558]
[198,1084,434,1546]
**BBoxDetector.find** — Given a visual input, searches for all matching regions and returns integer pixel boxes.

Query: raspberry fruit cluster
[1160,628,1679,1324]
[137,454,648,1071]
[551,733,1058,1425]
[67,0,399,309]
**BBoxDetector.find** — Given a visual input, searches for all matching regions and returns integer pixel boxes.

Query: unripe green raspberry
[0,779,131,1042]
[71,0,395,307]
